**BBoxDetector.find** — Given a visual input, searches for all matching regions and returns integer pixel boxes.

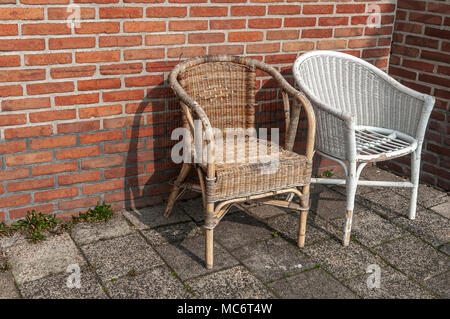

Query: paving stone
[71,212,134,246]
[330,209,406,247]
[362,190,412,219]
[105,265,190,299]
[358,166,408,194]
[309,189,350,220]
[345,266,434,299]
[330,169,379,196]
[214,211,273,250]
[0,232,27,250]
[142,221,203,246]
[179,199,204,222]
[153,235,239,281]
[423,271,450,299]
[267,212,330,245]
[186,266,273,299]
[430,200,450,219]
[0,269,20,299]
[19,269,106,299]
[4,233,85,285]
[81,233,163,281]
[232,238,317,283]
[123,205,190,230]
[268,268,357,299]
[247,204,286,221]
[392,211,450,247]
[439,243,450,256]
[302,238,386,280]
[394,184,448,209]
[373,235,449,282]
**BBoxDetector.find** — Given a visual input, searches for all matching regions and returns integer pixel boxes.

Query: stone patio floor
[1,167,448,299]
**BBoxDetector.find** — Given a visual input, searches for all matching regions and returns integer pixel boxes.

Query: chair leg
[409,150,421,220]
[164,163,191,218]
[343,161,357,247]
[205,203,214,269]
[298,185,310,248]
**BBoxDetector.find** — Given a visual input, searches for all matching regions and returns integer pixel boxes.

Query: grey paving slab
[247,204,286,221]
[423,271,450,299]
[268,268,357,299]
[430,199,450,219]
[232,238,317,283]
[392,211,450,247]
[123,205,190,230]
[142,221,203,246]
[309,189,351,220]
[394,184,448,209]
[105,265,190,299]
[373,235,449,282]
[153,235,239,281]
[302,238,386,280]
[19,269,106,299]
[81,233,163,281]
[0,265,20,299]
[71,212,134,246]
[4,233,86,285]
[330,209,406,247]
[345,266,434,299]
[186,265,274,299]
[214,211,273,250]
[0,232,28,250]
[362,190,413,219]
[179,199,204,222]
[267,213,331,245]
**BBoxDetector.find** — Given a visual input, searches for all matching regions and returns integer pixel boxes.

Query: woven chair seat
[199,137,312,202]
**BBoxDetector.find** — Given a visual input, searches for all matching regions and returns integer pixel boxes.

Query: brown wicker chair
[164,55,316,269]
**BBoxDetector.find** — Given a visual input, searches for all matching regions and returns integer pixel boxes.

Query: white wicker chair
[293,50,435,246]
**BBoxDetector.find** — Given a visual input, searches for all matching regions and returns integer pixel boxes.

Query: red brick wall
[0,0,397,223]
[384,0,449,190]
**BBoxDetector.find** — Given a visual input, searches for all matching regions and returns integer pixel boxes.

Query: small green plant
[171,271,178,277]
[0,261,10,273]
[73,201,114,223]
[127,269,137,277]
[0,222,11,237]
[10,211,59,243]
[284,274,291,278]
[271,231,279,238]
[322,170,334,178]
[111,277,118,282]
[27,230,46,243]
[183,285,191,292]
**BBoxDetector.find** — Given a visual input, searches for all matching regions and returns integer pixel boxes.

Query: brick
[99,35,142,47]
[146,34,185,46]
[78,78,121,91]
[25,53,72,66]
[268,5,300,15]
[34,187,78,202]
[76,51,120,63]
[124,48,165,60]
[421,50,450,64]
[30,109,76,123]
[392,44,420,58]
[21,0,69,3]
[58,171,101,186]
[302,28,332,38]
[51,65,96,79]
[146,6,187,17]
[425,27,450,41]
[405,35,439,49]
[229,31,263,42]
[247,43,280,54]
[104,140,144,154]
[389,66,417,80]
[22,23,70,35]
[282,41,314,52]
[100,62,143,75]
[4,125,53,139]
[0,114,27,126]
[80,130,123,144]
[419,74,450,88]
[267,30,299,40]
[57,120,100,134]
[58,196,101,211]
[81,155,123,169]
[49,37,96,50]
[167,46,206,58]
[0,8,44,20]
[409,12,442,25]
[125,126,164,138]
[248,18,282,29]
[27,82,74,95]
[0,24,18,36]
[124,21,165,32]
[99,7,143,18]
[0,85,23,98]
[191,6,228,17]
[56,146,100,160]
[7,178,54,192]
[231,6,265,16]
[146,61,179,72]
[103,89,145,102]
[402,59,435,73]
[398,0,426,11]
[0,194,31,209]
[125,101,165,114]
[0,55,20,67]
[75,22,120,34]
[209,45,244,55]
[103,116,143,129]
[48,7,95,20]
[30,136,76,150]
[125,75,164,87]
[303,5,333,14]
[210,19,246,29]
[169,20,208,31]
[319,17,348,26]
[348,38,377,49]
[317,40,347,50]
[428,2,450,13]
[336,4,365,13]
[0,168,29,181]
[0,69,46,83]
[79,104,122,119]
[395,22,422,34]
[188,33,225,43]
[362,48,390,58]
[82,180,123,195]
[5,151,52,167]
[9,204,54,220]
[0,141,27,155]
[55,93,99,106]
[104,165,145,179]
